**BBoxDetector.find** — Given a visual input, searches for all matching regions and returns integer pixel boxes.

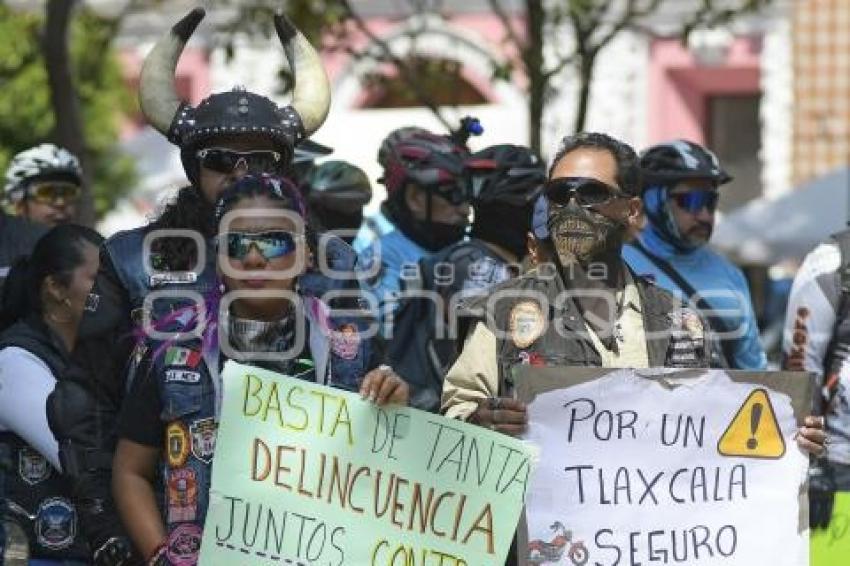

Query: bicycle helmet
[467,144,546,206]
[640,139,731,188]
[377,127,468,196]
[306,160,372,213]
[4,144,82,202]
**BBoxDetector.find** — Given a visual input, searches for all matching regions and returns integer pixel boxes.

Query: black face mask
[471,203,531,260]
[420,221,467,252]
[547,201,626,267]
[385,195,468,252]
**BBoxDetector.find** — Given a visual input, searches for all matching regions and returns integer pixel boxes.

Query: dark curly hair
[213,174,306,226]
[148,174,313,272]
[214,174,320,270]
[146,185,216,272]
[549,132,642,196]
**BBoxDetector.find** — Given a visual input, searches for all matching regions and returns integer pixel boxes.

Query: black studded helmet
[639,139,732,188]
[139,8,331,174]
[466,144,546,206]
[306,160,371,213]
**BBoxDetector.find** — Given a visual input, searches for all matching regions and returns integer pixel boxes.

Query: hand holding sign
[359,364,409,406]
[516,368,813,566]
[471,397,528,436]
[796,415,827,458]
[199,362,535,565]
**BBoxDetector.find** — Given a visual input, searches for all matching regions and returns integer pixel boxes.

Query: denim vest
[151,297,377,564]
[105,228,218,321]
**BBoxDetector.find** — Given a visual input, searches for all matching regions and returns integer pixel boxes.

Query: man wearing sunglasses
[356,127,471,329]
[4,143,82,227]
[622,140,766,370]
[46,9,334,566]
[443,132,713,424]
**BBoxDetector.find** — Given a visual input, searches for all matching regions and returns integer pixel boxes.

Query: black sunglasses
[432,181,469,206]
[544,177,625,208]
[196,148,284,175]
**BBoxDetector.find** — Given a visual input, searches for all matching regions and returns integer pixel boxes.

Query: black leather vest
[0,317,89,560]
[463,265,711,393]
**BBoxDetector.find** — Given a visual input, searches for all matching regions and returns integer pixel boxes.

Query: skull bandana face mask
[547,200,627,267]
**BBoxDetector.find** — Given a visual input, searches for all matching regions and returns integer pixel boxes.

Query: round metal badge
[509,301,545,349]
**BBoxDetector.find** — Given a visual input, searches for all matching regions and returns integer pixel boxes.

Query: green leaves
[0,4,135,219]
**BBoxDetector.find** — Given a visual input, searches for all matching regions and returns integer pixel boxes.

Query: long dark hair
[148,177,310,271]
[0,223,104,332]
[214,174,307,224]
[147,185,216,271]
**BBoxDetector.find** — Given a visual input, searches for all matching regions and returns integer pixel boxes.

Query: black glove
[810,462,836,529]
[94,535,142,566]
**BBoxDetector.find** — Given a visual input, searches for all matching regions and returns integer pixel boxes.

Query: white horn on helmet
[139,8,205,136]
[274,13,331,137]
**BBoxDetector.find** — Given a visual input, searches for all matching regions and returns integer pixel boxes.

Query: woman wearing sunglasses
[111,174,407,565]
[47,10,337,561]
[622,139,767,370]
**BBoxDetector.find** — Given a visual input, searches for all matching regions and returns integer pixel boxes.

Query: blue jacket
[623,228,766,369]
[357,221,428,330]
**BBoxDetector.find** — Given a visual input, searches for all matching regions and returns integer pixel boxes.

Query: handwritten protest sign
[198,361,535,565]
[514,368,811,566]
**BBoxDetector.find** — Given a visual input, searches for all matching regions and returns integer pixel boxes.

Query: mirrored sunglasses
[219,230,302,261]
[544,177,624,208]
[671,190,719,213]
[25,181,81,205]
[197,148,284,175]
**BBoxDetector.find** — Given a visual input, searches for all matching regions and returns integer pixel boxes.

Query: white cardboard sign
[519,369,809,566]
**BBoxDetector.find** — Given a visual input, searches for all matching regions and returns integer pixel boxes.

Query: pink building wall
[648,37,761,145]
[320,13,520,109]
[118,47,211,139]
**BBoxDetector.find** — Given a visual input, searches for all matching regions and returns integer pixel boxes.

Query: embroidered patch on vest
[330,323,361,360]
[35,497,76,550]
[165,346,202,368]
[167,468,198,523]
[190,418,217,464]
[165,369,202,384]
[681,310,705,341]
[509,301,545,349]
[149,271,198,288]
[19,446,51,485]
[166,421,191,469]
[166,523,203,566]
[518,351,546,367]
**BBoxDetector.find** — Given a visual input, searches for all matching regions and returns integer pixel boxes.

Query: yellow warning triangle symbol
[717,388,786,459]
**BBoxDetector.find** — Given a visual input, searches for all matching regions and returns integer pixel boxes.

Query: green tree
[232,0,774,155]
[0,3,136,222]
